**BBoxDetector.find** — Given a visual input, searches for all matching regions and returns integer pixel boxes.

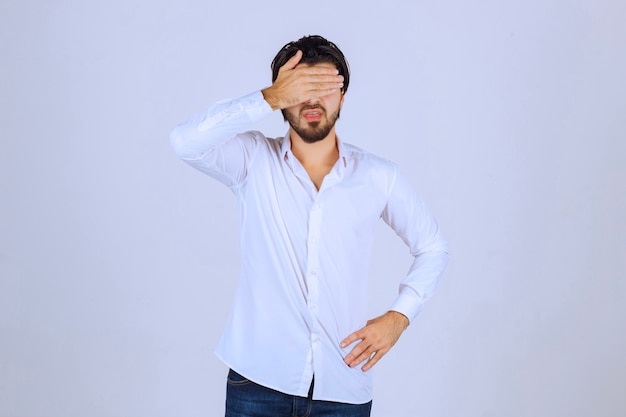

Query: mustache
[300,104,325,114]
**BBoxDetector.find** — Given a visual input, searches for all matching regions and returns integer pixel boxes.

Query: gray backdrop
[1,0,625,416]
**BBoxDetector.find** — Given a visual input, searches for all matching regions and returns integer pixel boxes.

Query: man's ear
[340,94,345,109]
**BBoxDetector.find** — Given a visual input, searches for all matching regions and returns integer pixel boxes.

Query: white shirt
[170,91,449,404]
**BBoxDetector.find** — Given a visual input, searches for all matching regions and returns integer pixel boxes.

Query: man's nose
[305,97,320,105]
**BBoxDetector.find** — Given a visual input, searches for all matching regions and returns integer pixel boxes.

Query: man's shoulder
[343,142,398,171]
[236,130,283,147]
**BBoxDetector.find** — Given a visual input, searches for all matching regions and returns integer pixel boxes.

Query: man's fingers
[341,330,366,366]
[345,342,390,371]
[340,330,361,349]
[306,84,343,97]
[342,327,380,368]
[343,340,370,367]
[340,312,408,372]
[302,73,344,93]
[299,66,340,76]
[361,349,386,372]
[279,50,303,72]
[295,72,343,91]
[306,75,344,86]
[348,344,374,368]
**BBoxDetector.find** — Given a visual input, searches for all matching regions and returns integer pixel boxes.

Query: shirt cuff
[240,90,274,123]
[389,288,424,324]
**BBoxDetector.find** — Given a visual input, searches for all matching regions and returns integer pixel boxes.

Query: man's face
[284,62,345,144]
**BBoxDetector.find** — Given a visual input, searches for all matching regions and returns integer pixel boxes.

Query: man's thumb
[280,50,303,72]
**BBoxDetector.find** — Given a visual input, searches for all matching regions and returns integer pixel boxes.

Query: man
[170,35,449,417]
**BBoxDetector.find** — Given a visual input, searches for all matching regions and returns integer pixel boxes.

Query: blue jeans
[225,369,372,417]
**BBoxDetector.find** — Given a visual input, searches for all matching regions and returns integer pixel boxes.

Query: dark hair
[271,35,350,95]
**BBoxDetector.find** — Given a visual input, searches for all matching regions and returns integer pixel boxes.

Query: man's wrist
[387,310,410,329]
[261,87,281,111]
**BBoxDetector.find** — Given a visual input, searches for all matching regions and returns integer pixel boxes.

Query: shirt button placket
[307,200,322,353]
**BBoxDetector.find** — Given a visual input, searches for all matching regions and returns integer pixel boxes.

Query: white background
[1,0,625,416]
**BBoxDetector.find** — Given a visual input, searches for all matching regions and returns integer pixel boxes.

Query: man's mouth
[302,108,324,122]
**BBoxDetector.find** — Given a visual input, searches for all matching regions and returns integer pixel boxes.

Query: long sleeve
[382,166,450,322]
[169,90,273,187]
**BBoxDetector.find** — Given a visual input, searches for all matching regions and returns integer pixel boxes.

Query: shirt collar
[281,128,349,168]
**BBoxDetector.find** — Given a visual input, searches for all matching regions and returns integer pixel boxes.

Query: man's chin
[296,128,329,143]
[288,116,336,143]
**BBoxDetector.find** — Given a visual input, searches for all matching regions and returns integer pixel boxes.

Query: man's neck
[290,130,339,169]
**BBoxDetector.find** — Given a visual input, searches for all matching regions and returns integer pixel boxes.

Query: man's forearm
[169,91,273,160]
[390,249,449,323]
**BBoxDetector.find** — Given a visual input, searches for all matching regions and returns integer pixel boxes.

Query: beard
[285,105,341,144]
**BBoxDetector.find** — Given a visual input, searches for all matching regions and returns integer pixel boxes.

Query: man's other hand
[261,50,344,110]
[340,311,410,372]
